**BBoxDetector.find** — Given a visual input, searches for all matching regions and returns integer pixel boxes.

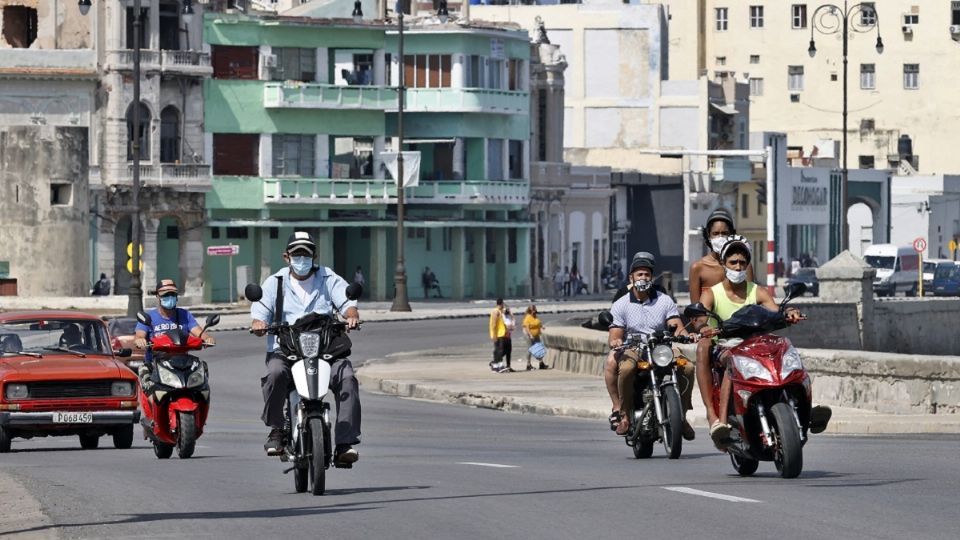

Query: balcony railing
[92,164,212,190]
[105,50,161,71]
[263,178,528,205]
[263,82,399,110]
[403,88,529,115]
[160,50,212,76]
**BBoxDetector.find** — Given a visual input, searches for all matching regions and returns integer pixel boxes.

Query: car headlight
[158,365,183,388]
[299,332,320,358]
[186,365,206,388]
[732,355,773,382]
[651,345,674,367]
[4,383,28,400]
[111,381,135,397]
[780,346,803,379]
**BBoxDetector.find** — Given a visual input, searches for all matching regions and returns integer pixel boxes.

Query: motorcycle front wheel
[770,402,803,479]
[176,413,197,459]
[308,417,326,496]
[660,387,683,459]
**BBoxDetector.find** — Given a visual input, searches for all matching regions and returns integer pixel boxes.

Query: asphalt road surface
[2,318,958,540]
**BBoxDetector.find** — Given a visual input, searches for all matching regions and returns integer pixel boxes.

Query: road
[2,318,958,540]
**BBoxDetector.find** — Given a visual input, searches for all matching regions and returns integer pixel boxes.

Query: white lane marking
[662,486,762,503]
[458,462,519,469]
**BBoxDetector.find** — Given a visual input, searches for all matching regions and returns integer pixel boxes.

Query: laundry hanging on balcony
[381,151,421,188]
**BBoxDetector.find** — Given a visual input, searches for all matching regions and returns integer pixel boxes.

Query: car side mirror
[136,311,152,326]
[245,283,263,302]
[345,282,363,301]
[115,348,132,358]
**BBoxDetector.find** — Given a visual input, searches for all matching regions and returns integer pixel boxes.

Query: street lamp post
[390,3,412,311]
[808,1,883,253]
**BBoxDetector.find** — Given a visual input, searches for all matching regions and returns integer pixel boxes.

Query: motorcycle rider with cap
[250,231,362,465]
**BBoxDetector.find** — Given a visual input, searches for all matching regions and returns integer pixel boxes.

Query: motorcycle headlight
[780,346,803,379]
[732,355,773,382]
[158,365,183,389]
[651,345,674,367]
[110,381,135,397]
[299,332,321,358]
[4,383,28,400]
[186,364,206,388]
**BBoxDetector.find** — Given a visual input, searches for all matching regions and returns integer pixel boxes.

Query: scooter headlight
[780,346,803,379]
[731,355,773,382]
[299,332,321,358]
[158,364,183,388]
[186,364,206,388]
[651,345,674,367]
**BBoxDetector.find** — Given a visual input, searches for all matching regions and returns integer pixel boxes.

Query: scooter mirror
[245,283,264,302]
[683,303,709,319]
[786,282,807,300]
[345,282,363,301]
[136,311,152,326]
[597,310,614,328]
[205,314,220,328]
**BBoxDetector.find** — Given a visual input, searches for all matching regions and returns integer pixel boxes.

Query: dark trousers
[492,337,512,368]
[261,352,361,446]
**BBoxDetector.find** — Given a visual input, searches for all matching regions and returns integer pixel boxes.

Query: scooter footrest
[333,462,353,469]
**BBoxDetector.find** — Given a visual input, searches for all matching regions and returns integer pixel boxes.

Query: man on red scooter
[695,237,830,448]
[134,279,215,390]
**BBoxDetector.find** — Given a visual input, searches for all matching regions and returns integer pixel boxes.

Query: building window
[537,89,547,161]
[273,135,315,176]
[487,139,504,181]
[716,56,727,66]
[331,137,374,179]
[741,194,749,218]
[165,225,179,239]
[2,6,37,48]
[160,106,181,163]
[338,52,374,85]
[487,58,504,90]
[792,4,807,28]
[466,55,484,87]
[50,183,72,206]
[508,59,523,91]
[749,77,764,96]
[715,7,728,31]
[953,1,960,25]
[750,5,764,28]
[272,48,316,82]
[788,65,804,91]
[212,134,259,176]
[860,64,876,89]
[126,102,151,161]
[903,64,919,89]
[485,229,496,264]
[159,2,181,51]
[403,54,452,88]
[859,155,875,169]
[508,140,524,180]
[226,227,248,239]
[211,227,221,239]
[750,55,760,64]
[269,227,279,239]
[212,46,258,80]
[508,229,518,264]
[903,14,919,26]
[125,8,150,49]
[442,229,452,251]
[860,3,876,25]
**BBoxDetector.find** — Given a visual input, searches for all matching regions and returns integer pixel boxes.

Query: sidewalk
[356,345,960,435]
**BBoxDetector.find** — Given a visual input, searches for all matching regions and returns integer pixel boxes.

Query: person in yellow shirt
[522,305,549,370]
[488,298,510,372]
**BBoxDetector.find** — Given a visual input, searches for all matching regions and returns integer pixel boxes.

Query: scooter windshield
[720,305,788,339]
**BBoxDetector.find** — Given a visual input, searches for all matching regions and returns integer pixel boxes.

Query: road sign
[950,239,958,253]
[207,245,239,256]
[126,243,144,257]
[913,237,927,253]
[125,259,144,273]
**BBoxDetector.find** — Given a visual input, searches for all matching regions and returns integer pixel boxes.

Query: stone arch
[159,105,181,163]
[125,101,152,161]
[848,195,881,257]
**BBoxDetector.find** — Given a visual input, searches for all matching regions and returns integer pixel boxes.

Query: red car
[0,311,140,452]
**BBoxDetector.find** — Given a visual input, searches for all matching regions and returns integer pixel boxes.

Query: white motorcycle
[246,282,362,495]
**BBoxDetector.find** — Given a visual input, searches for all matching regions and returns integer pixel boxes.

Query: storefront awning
[710,103,739,115]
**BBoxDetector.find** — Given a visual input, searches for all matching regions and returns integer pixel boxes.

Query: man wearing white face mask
[606,252,696,437]
[251,231,362,461]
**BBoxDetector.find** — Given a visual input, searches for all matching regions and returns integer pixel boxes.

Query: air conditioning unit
[950,25,960,34]
[264,54,277,68]
[902,25,913,34]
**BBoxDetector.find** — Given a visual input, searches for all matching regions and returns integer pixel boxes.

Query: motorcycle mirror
[205,314,220,328]
[136,311,152,326]
[345,282,363,301]
[597,310,614,328]
[115,348,132,358]
[683,303,708,319]
[245,283,263,302]
[786,282,807,300]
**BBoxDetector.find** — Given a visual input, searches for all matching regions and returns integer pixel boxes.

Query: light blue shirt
[250,266,358,352]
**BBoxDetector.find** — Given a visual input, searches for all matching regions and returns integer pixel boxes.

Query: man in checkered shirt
[607,251,696,437]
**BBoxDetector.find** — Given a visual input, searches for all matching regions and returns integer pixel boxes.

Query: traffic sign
[913,237,927,253]
[125,259,144,273]
[126,243,144,257]
[207,245,239,256]
[950,239,958,253]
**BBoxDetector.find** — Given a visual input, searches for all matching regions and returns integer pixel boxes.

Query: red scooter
[685,283,830,479]
[136,312,219,459]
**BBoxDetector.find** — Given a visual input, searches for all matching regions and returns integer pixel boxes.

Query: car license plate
[52,412,93,423]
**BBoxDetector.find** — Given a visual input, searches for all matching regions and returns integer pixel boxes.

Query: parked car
[105,316,144,370]
[931,262,960,297]
[785,267,819,296]
[0,311,140,453]
[922,260,953,295]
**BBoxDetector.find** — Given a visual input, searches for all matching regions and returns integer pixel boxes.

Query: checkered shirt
[609,289,681,341]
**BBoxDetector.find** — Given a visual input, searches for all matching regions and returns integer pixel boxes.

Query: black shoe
[264,428,285,456]
[334,444,359,465]
[809,405,833,434]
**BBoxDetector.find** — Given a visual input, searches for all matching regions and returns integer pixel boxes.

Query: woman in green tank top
[695,237,803,448]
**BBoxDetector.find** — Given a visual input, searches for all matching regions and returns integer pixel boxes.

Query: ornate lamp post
[808,1,883,253]
[389,2,413,311]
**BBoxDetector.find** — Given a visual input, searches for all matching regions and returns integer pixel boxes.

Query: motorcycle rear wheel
[729,452,759,476]
[661,387,683,459]
[176,413,197,459]
[154,442,174,459]
[309,418,326,496]
[770,402,803,479]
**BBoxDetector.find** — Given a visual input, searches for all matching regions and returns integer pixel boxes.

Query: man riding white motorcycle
[250,231,361,465]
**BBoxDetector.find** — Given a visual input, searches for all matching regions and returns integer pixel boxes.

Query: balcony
[263,83,398,110]
[105,50,161,72]
[263,178,528,205]
[92,164,212,191]
[403,88,529,115]
[160,51,212,77]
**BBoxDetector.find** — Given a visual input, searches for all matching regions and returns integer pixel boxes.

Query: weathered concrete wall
[0,0,92,50]
[0,126,90,296]
[542,326,960,415]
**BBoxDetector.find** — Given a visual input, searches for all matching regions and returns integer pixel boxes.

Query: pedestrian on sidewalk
[553,267,565,299]
[421,267,432,299]
[522,304,549,370]
[488,298,512,373]
[562,266,571,297]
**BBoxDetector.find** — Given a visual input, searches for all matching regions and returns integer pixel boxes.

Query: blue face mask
[160,295,178,309]
[290,256,314,276]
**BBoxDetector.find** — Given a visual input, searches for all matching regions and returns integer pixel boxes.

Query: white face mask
[633,279,652,292]
[725,268,747,284]
[710,237,728,254]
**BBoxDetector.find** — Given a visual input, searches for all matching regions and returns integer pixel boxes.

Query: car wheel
[0,426,11,453]
[79,433,100,450]
[113,425,134,449]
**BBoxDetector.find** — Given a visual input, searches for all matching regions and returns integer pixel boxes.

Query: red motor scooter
[136,312,219,459]
[685,283,830,479]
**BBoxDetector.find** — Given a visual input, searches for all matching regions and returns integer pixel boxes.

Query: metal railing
[96,164,212,188]
[263,177,529,205]
[403,87,529,115]
[263,82,398,110]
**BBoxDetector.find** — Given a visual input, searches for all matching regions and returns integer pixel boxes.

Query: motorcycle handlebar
[248,320,362,334]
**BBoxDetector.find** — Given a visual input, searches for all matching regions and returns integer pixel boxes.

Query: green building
[202,12,532,301]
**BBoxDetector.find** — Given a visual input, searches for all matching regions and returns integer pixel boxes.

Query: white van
[863,244,923,296]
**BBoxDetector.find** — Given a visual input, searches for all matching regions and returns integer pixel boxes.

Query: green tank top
[710,281,757,325]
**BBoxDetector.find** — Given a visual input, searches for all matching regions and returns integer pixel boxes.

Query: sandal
[608,410,622,431]
[615,416,631,436]
[709,420,732,449]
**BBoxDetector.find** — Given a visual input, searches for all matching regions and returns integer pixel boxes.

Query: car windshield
[864,255,894,269]
[0,319,112,356]
[795,268,817,279]
[935,266,959,279]
[923,262,938,273]
[108,318,138,335]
